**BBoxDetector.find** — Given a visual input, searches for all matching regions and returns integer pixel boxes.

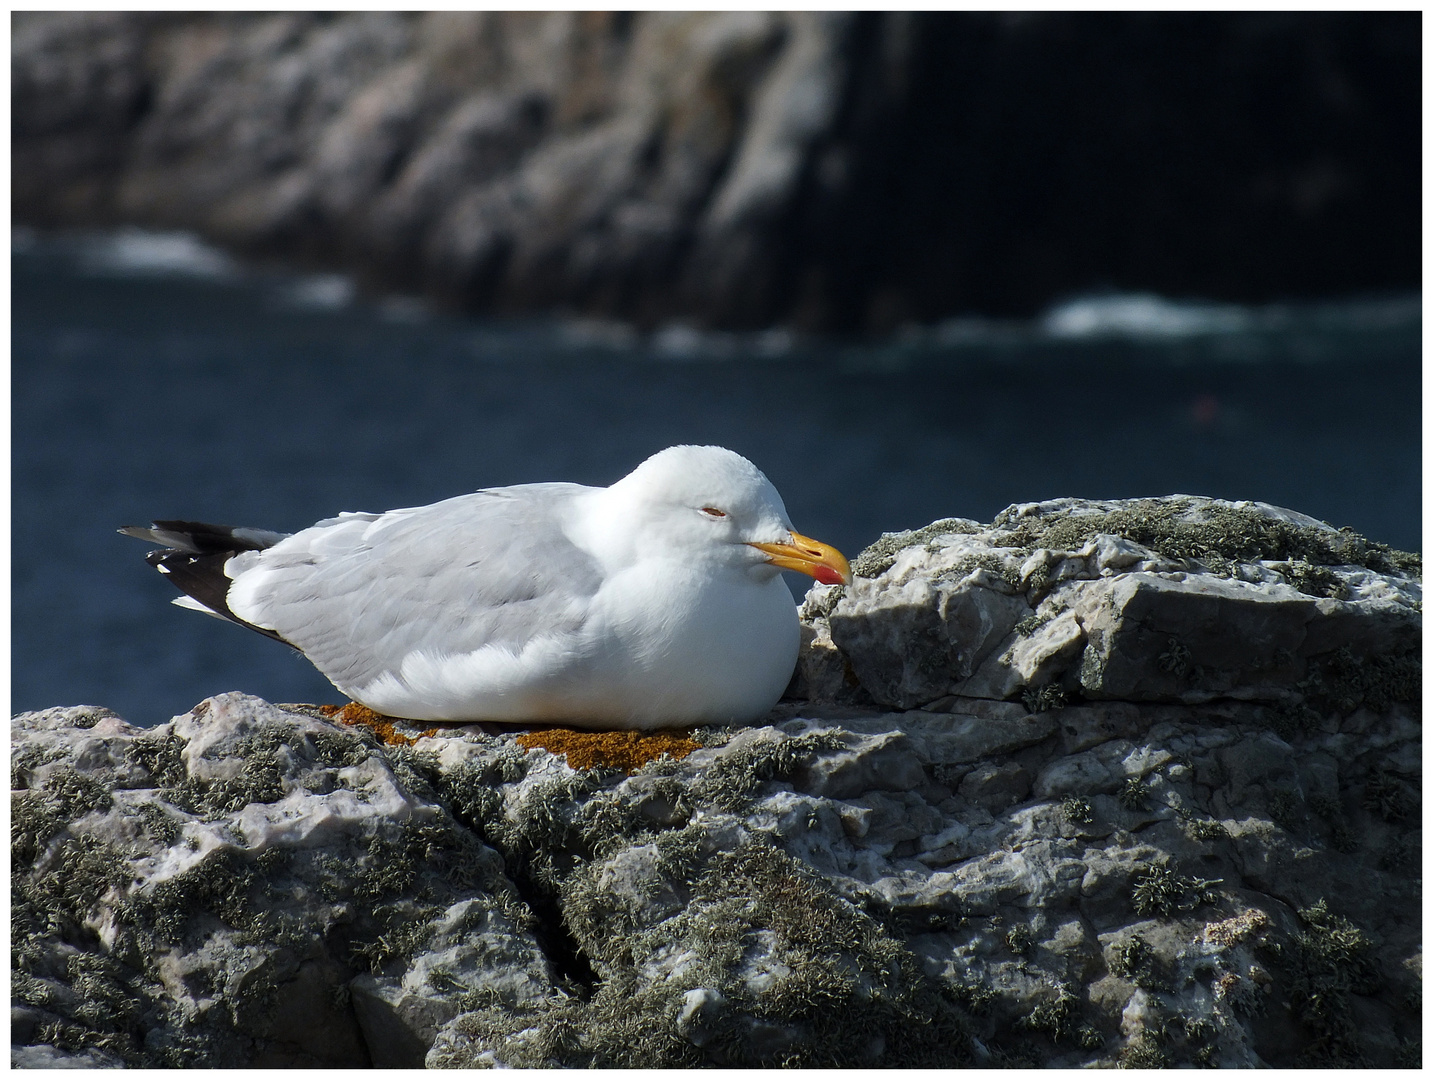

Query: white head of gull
[122,445,851,729]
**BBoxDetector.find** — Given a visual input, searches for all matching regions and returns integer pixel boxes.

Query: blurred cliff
[12,11,1420,332]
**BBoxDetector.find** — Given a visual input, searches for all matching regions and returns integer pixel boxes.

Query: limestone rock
[11,1044,128,1069]
[11,498,1421,1068]
[10,694,550,1068]
[810,496,1420,713]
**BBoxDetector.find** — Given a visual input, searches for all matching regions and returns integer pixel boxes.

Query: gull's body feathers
[125,446,829,729]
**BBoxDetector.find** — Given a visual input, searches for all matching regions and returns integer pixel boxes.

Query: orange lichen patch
[515,727,701,773]
[319,702,440,747]
[1204,909,1271,947]
[1212,972,1243,1001]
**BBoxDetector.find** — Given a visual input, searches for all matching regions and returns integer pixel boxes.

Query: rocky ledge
[12,497,1421,1067]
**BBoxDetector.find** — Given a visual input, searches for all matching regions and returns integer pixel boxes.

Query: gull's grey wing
[226,483,604,691]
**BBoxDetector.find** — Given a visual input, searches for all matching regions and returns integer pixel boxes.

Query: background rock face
[12,11,1420,330]
[11,497,1420,1068]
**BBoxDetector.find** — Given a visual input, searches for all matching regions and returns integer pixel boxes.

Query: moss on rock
[851,518,982,578]
[990,497,1420,580]
[1279,898,1383,1065]
[434,841,975,1067]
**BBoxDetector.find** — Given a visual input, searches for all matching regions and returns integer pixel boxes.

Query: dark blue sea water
[12,231,1422,725]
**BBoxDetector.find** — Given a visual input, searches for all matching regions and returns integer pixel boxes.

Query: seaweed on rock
[692,731,848,812]
[1017,984,1103,1050]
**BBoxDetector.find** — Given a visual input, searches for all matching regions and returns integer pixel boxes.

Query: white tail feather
[172,595,228,621]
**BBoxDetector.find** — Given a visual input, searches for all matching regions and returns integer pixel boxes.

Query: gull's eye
[700,507,727,518]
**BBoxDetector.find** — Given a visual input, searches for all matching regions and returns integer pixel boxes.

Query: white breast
[578,561,801,728]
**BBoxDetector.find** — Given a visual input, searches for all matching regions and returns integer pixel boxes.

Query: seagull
[121,445,851,729]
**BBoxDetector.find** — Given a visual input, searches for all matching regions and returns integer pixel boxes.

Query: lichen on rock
[514,727,700,773]
[809,496,1419,713]
[11,694,543,1068]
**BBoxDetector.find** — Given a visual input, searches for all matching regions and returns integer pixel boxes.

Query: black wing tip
[121,519,296,648]
[145,548,292,646]
[118,520,286,554]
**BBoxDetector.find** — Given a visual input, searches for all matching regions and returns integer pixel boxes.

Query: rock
[792,725,925,798]
[348,975,449,1069]
[11,1044,128,1069]
[10,693,549,1068]
[916,711,1060,766]
[958,761,1031,812]
[809,496,1420,714]
[11,12,1419,330]
[15,690,1420,1066]
[10,498,1421,1067]
[674,986,727,1048]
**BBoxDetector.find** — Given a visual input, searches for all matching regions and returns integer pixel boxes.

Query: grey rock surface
[11,498,1421,1067]
[11,12,1419,329]
[11,695,548,1067]
[808,496,1420,713]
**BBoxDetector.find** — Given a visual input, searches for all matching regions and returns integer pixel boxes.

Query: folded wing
[221,484,604,694]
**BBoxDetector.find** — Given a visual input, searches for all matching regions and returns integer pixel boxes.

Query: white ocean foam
[279,274,356,311]
[877,290,1418,359]
[750,328,796,358]
[377,295,430,323]
[647,322,800,361]
[559,318,641,350]
[651,323,711,359]
[78,228,237,279]
[1040,293,1253,339]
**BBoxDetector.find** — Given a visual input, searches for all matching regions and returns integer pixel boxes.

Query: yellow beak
[748,531,852,586]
